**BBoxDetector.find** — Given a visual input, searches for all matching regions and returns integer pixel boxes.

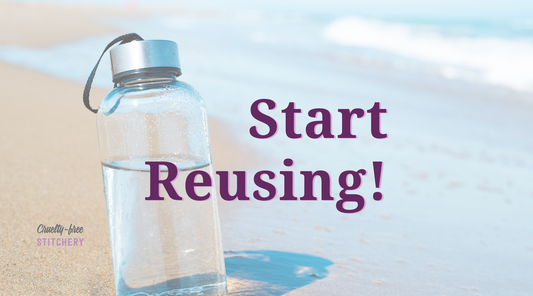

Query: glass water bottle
[95,39,227,296]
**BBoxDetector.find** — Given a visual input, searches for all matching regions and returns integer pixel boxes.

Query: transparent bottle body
[96,72,227,296]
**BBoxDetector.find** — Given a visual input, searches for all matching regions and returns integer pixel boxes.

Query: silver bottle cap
[110,40,181,80]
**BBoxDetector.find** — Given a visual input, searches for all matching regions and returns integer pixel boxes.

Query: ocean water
[1,4,532,150]
[324,16,533,92]
[2,2,533,94]
[3,1,533,294]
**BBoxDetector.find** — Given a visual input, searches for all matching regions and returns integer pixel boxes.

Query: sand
[0,58,261,294]
[0,2,117,47]
[0,59,114,294]
[2,2,533,296]
[0,55,263,295]
[0,3,262,294]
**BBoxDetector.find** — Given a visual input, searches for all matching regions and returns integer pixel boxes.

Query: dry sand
[0,59,261,294]
[4,2,532,296]
[0,61,116,294]
[0,1,122,47]
[0,3,263,294]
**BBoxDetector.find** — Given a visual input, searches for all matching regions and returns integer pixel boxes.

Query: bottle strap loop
[83,33,144,114]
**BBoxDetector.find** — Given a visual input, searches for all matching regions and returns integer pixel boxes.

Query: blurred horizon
[2,0,533,94]
[7,0,533,19]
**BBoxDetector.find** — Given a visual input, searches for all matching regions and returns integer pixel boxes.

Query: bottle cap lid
[110,40,181,81]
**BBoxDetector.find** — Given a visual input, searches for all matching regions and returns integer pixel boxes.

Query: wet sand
[2,2,533,296]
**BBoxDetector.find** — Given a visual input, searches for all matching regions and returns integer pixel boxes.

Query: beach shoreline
[1,1,533,295]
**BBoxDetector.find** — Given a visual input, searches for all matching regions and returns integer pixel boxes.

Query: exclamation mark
[372,161,383,201]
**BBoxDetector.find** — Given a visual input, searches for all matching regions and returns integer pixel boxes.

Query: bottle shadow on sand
[225,250,333,296]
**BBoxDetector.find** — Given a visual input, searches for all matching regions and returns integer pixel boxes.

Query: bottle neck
[113,68,180,87]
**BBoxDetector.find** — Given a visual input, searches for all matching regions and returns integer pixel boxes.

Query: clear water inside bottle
[102,158,227,296]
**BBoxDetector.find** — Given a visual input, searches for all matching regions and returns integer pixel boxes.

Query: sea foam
[324,16,533,93]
